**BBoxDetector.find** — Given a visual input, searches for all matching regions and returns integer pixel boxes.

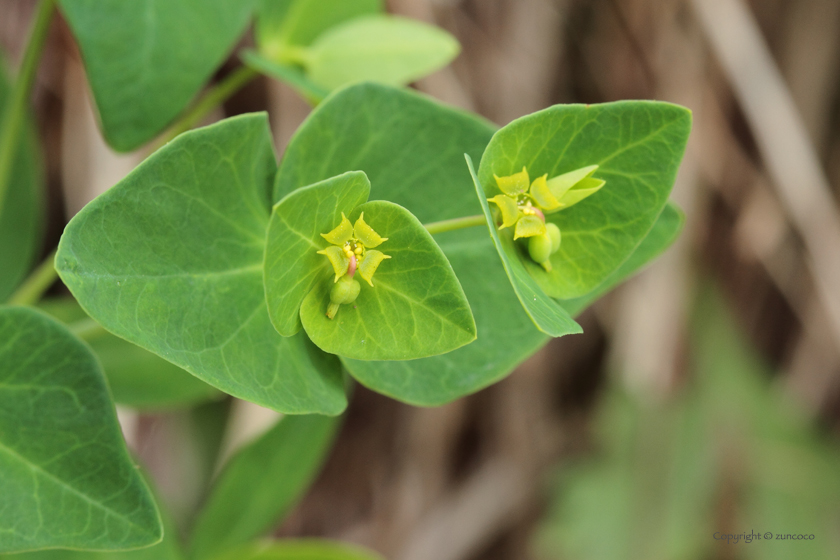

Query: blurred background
[3,0,840,558]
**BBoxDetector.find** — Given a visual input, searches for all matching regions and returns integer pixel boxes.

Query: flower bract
[318,212,391,286]
[487,164,605,269]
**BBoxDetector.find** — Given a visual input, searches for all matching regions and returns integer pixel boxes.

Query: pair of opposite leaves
[264,170,477,361]
[56,83,690,415]
[264,158,603,356]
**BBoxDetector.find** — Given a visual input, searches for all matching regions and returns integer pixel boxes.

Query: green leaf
[0,307,162,553]
[209,540,384,560]
[468,154,582,337]
[299,200,476,360]
[0,60,43,302]
[241,50,329,104]
[256,0,381,55]
[188,415,340,560]
[478,100,692,299]
[267,171,476,360]
[558,202,684,317]
[38,298,221,410]
[275,84,495,215]
[350,204,682,406]
[0,472,185,560]
[265,172,370,337]
[301,15,460,91]
[276,83,550,405]
[345,226,551,406]
[58,0,257,151]
[56,114,346,415]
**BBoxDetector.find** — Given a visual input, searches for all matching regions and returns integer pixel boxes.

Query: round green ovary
[331,275,361,304]
[528,233,553,265]
[327,275,361,319]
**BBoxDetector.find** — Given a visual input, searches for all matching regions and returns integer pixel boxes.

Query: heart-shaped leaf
[265,172,369,337]
[299,15,460,91]
[275,83,554,403]
[559,202,684,317]
[255,0,381,56]
[299,200,476,360]
[478,100,691,299]
[266,169,475,360]
[0,307,162,553]
[56,114,346,415]
[58,0,257,151]
[189,414,340,559]
[468,154,582,337]
[39,298,221,410]
[0,62,43,302]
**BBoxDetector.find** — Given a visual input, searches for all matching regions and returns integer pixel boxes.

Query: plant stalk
[8,248,57,305]
[157,65,259,148]
[424,214,486,235]
[0,0,55,219]
[68,317,107,341]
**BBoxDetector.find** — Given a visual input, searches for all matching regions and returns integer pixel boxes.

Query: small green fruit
[545,223,561,253]
[528,233,553,265]
[327,276,361,319]
[331,276,360,304]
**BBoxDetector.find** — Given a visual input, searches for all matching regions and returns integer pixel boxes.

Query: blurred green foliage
[536,286,840,560]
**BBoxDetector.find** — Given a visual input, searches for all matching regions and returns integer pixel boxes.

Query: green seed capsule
[545,223,561,253]
[327,276,361,319]
[331,276,360,304]
[528,232,553,265]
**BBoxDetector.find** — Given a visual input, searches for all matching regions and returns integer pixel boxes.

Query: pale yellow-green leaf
[303,15,459,90]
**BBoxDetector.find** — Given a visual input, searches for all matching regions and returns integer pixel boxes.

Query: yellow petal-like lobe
[545,164,599,200]
[358,250,391,287]
[557,177,605,209]
[529,174,561,211]
[514,215,546,239]
[317,245,350,282]
[320,212,354,245]
[354,212,387,248]
[489,195,521,229]
[494,167,529,196]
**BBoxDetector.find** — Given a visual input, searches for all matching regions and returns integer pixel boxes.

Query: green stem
[7,248,57,306]
[424,214,486,235]
[68,317,107,341]
[0,0,55,219]
[158,65,258,148]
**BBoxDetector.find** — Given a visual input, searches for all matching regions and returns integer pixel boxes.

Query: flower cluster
[488,165,604,270]
[318,213,391,318]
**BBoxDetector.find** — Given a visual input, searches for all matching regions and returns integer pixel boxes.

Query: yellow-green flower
[318,212,391,286]
[488,165,605,240]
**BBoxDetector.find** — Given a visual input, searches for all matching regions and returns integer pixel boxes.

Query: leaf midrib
[64,264,262,281]
[374,278,473,336]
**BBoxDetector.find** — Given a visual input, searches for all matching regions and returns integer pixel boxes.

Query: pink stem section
[348,254,357,277]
